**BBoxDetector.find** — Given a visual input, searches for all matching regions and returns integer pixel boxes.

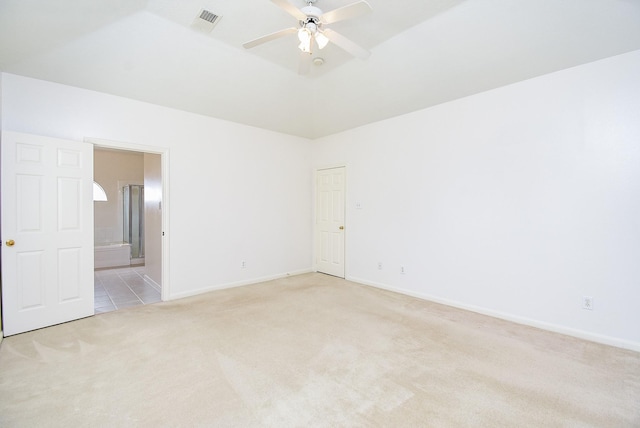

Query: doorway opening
[92,143,167,313]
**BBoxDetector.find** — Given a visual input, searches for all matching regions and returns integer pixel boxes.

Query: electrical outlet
[401,266,406,275]
[377,262,383,270]
[241,261,247,269]
[582,296,594,310]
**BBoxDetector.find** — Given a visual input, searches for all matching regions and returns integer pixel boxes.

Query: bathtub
[95,243,131,269]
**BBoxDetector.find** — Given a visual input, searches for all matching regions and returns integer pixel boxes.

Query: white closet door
[316,167,345,278]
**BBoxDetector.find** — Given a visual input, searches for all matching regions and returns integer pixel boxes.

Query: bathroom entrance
[93,145,164,313]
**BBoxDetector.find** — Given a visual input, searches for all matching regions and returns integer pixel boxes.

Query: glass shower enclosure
[123,184,144,262]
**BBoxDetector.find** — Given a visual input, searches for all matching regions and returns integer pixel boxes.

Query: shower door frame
[123,184,145,260]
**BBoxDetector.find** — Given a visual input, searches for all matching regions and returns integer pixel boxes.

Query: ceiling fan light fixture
[315,32,329,49]
[298,28,312,53]
[299,41,312,53]
[298,27,311,43]
[243,0,373,69]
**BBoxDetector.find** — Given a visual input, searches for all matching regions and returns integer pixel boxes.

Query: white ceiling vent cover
[191,9,222,33]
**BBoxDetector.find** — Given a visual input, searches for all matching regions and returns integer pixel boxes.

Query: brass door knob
[339,226,344,230]
[6,239,15,247]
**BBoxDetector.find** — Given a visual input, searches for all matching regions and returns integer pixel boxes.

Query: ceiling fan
[243,0,373,74]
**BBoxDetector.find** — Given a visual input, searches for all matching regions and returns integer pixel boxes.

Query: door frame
[85,137,170,301]
[314,164,347,278]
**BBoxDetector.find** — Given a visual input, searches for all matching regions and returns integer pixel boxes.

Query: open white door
[1,131,94,336]
[316,167,345,278]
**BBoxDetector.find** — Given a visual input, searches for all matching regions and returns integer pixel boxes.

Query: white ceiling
[1,0,639,139]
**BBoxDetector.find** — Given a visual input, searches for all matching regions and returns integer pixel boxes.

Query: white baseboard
[168,268,314,301]
[348,275,640,353]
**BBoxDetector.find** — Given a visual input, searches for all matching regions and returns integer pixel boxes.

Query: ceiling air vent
[191,9,222,33]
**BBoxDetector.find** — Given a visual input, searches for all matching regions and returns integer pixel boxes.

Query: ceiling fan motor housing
[301,5,323,19]
[301,17,321,33]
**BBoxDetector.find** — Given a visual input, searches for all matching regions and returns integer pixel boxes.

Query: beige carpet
[1,273,639,427]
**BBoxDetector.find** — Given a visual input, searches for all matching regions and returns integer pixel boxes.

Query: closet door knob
[6,239,15,247]
[339,226,344,230]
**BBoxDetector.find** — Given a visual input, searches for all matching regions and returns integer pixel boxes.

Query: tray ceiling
[1,0,639,138]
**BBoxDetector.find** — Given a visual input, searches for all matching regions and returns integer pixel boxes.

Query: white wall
[1,73,313,299]
[312,50,640,350]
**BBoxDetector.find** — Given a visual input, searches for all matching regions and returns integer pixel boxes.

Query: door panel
[316,167,345,278]
[17,174,43,232]
[58,177,82,230]
[17,251,45,309]
[2,131,94,336]
[58,248,82,302]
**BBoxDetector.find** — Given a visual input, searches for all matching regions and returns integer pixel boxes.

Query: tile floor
[94,266,161,314]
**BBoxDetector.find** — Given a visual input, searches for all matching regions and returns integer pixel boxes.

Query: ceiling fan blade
[298,51,312,75]
[271,0,307,21]
[243,27,297,49]
[323,28,370,60]
[321,0,372,24]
